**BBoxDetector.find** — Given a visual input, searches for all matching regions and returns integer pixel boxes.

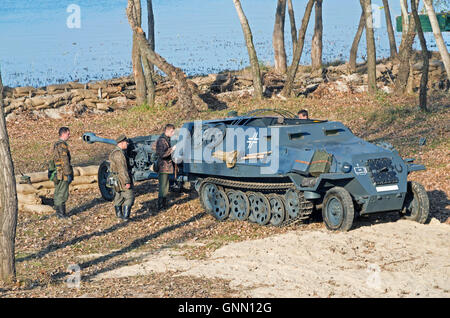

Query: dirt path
[91,219,449,297]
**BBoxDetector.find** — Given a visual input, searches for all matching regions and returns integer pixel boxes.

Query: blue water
[0,0,448,87]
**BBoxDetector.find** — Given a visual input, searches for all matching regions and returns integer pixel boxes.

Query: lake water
[0,0,448,87]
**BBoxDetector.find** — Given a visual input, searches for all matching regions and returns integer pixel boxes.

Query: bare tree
[349,11,365,73]
[233,0,264,99]
[395,0,418,94]
[382,0,398,58]
[273,0,288,74]
[280,0,315,98]
[311,0,323,70]
[423,0,450,79]
[287,0,297,54]
[143,0,156,106]
[411,0,429,111]
[127,0,197,114]
[0,70,18,283]
[360,0,377,94]
[131,0,147,106]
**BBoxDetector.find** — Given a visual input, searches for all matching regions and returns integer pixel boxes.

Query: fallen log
[18,203,54,214]
[16,183,39,195]
[17,193,41,205]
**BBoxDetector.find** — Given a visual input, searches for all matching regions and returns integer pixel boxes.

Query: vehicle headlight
[341,162,352,173]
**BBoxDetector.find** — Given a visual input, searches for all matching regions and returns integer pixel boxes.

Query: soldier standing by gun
[156,124,176,210]
[52,127,73,218]
[109,134,134,220]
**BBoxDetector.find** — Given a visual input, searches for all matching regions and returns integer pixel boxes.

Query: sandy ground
[91,218,449,298]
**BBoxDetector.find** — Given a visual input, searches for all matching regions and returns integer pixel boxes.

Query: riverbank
[2,51,449,122]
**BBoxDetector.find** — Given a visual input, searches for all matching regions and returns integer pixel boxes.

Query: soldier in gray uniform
[52,127,73,218]
[109,134,134,220]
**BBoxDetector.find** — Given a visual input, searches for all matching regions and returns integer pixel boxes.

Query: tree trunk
[349,11,365,73]
[395,1,418,94]
[0,71,18,283]
[127,0,197,114]
[142,57,155,107]
[311,0,323,70]
[280,0,315,98]
[423,0,450,80]
[360,0,377,94]
[233,0,264,100]
[145,0,156,106]
[411,0,429,111]
[131,0,147,106]
[273,0,287,74]
[382,0,397,58]
[287,0,297,54]
[398,0,411,57]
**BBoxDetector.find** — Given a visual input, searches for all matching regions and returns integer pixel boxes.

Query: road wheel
[268,194,286,227]
[322,187,355,231]
[401,181,429,224]
[209,189,229,221]
[199,182,218,215]
[227,190,250,221]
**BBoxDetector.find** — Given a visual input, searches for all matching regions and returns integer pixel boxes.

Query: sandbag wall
[2,76,139,117]
[15,165,99,214]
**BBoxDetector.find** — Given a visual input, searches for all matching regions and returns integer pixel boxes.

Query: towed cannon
[83,109,430,231]
[82,132,163,201]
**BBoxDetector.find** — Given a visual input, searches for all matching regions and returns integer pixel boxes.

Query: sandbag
[76,165,99,176]
[16,171,48,184]
[32,180,55,190]
[71,183,98,191]
[71,175,97,186]
[17,193,41,205]
[19,203,54,214]
[16,183,38,195]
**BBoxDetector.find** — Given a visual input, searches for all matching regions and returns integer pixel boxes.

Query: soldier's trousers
[114,189,134,207]
[54,180,69,207]
[158,173,170,202]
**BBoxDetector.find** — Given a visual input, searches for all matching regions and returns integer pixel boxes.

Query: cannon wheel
[98,161,115,202]
[322,187,355,231]
[401,181,429,224]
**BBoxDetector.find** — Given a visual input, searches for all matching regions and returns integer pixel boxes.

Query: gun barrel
[82,132,117,145]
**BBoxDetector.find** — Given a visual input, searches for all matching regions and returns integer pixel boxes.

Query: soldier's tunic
[156,133,174,204]
[52,139,73,207]
[109,146,134,207]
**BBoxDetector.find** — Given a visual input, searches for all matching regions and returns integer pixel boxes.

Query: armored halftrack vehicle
[83,109,429,231]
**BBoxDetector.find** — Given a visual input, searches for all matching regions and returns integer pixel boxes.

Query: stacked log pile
[15,165,99,214]
[312,52,449,96]
[2,52,448,117]
[2,76,139,118]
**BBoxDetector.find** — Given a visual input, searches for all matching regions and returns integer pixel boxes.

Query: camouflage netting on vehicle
[308,150,332,177]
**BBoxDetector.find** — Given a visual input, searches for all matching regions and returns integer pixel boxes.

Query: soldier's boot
[61,204,69,218]
[55,205,63,218]
[157,198,165,211]
[122,206,131,221]
[114,206,122,219]
[55,205,68,219]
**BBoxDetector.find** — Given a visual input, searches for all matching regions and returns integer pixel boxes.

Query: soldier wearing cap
[109,134,134,220]
[156,124,176,210]
[52,126,73,218]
